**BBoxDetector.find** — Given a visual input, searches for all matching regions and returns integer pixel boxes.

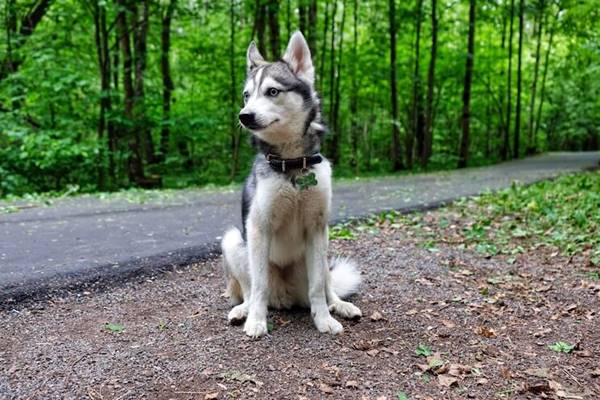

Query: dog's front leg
[244,221,271,338]
[307,227,344,334]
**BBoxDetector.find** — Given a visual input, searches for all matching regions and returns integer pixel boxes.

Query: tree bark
[534,7,559,147]
[318,1,329,92]
[0,0,52,82]
[328,1,337,125]
[255,0,267,57]
[298,0,307,35]
[134,0,156,164]
[330,0,347,166]
[229,0,240,179]
[116,0,145,185]
[526,0,544,155]
[349,0,359,172]
[159,0,176,162]
[409,0,424,169]
[389,0,403,170]
[307,0,317,57]
[267,0,280,58]
[513,0,524,159]
[421,0,437,167]
[458,0,476,168]
[503,0,515,160]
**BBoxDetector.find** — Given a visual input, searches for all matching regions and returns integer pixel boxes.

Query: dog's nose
[239,112,256,127]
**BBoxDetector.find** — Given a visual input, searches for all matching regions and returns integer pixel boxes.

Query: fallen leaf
[437,375,458,387]
[319,383,334,394]
[574,349,592,357]
[366,349,379,357]
[474,325,497,338]
[204,393,219,400]
[370,311,384,321]
[345,380,359,388]
[525,368,549,378]
[448,363,472,378]
[477,378,489,385]
[441,319,456,328]
[591,368,600,377]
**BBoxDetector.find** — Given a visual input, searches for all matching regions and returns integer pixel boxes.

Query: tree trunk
[134,0,156,165]
[286,0,291,39]
[116,0,145,185]
[534,8,559,146]
[328,1,337,125]
[318,2,330,91]
[159,0,176,162]
[421,0,437,167]
[267,0,280,58]
[513,0,524,159]
[389,0,403,170]
[0,0,52,82]
[409,0,424,170]
[526,0,544,155]
[298,0,307,35]
[458,0,476,168]
[349,0,359,172]
[307,0,317,56]
[330,0,347,166]
[503,0,515,160]
[229,0,240,179]
[255,0,267,57]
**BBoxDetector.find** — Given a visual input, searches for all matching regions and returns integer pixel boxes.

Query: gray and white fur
[221,31,362,338]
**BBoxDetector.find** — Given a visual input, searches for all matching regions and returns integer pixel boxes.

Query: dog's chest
[252,164,331,265]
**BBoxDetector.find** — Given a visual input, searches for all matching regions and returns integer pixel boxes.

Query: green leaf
[548,341,575,353]
[104,322,125,333]
[415,344,432,357]
[397,391,410,400]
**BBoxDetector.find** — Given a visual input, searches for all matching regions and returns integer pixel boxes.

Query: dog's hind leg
[221,228,251,324]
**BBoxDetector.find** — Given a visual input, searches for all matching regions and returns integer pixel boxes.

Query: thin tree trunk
[409,0,424,169]
[307,0,317,57]
[422,0,437,167]
[526,0,544,154]
[160,0,176,162]
[298,0,307,35]
[349,0,359,172]
[92,0,107,190]
[389,0,403,170]
[513,0,524,159]
[256,0,267,57]
[534,7,559,146]
[0,0,52,82]
[286,0,291,39]
[116,0,144,185]
[267,0,280,58]
[318,1,329,92]
[330,0,347,166]
[503,0,515,160]
[458,0,476,168]
[134,0,156,165]
[229,0,240,179]
[328,1,337,125]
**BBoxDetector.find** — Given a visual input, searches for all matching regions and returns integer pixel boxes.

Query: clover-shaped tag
[296,172,318,190]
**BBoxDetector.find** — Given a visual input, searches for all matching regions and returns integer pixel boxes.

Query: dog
[221,31,362,338]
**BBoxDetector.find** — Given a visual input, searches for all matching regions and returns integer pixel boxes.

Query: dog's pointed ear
[247,41,264,73]
[282,31,314,85]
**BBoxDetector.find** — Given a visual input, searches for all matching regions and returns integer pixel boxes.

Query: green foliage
[548,341,575,354]
[104,322,125,333]
[415,344,433,357]
[0,0,598,198]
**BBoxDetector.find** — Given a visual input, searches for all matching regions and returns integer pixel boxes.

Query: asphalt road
[1,152,598,303]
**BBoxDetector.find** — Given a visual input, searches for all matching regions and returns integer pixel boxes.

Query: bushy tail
[330,257,361,299]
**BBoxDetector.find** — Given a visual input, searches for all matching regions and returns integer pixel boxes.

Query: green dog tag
[296,172,318,190]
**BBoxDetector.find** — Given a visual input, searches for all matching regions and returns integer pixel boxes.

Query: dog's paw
[314,315,344,335]
[329,300,362,320]
[243,318,268,338]
[228,303,249,325]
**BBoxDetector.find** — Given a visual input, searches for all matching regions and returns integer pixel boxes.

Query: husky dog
[221,31,362,338]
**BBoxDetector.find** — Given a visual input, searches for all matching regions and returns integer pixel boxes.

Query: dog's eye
[267,88,280,97]
[243,91,250,102]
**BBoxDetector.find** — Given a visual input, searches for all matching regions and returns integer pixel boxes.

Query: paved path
[1,152,598,302]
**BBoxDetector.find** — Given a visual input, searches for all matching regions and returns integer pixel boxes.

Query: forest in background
[0,0,598,197]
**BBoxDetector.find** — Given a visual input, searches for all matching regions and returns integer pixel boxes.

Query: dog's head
[239,31,321,145]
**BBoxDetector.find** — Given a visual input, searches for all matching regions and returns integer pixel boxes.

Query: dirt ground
[1,208,599,400]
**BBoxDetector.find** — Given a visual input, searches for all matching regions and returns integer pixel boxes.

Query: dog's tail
[330,257,361,299]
